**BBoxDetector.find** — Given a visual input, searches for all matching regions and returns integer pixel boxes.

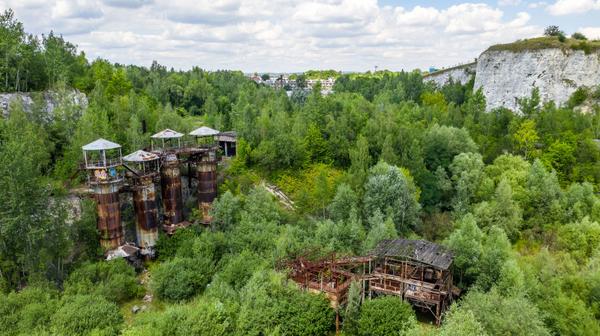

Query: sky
[2,0,600,72]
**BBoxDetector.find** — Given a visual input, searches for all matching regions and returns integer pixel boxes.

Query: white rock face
[424,62,477,87]
[0,90,88,120]
[474,48,600,112]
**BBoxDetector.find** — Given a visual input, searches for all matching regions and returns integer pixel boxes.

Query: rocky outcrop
[474,48,600,112]
[0,90,88,120]
[424,62,476,87]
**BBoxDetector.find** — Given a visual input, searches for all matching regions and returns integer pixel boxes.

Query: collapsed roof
[369,239,454,270]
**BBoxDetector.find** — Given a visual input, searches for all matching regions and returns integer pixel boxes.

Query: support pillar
[94,181,123,250]
[160,153,183,225]
[132,175,159,250]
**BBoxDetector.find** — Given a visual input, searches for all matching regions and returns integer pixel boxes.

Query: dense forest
[1,8,600,336]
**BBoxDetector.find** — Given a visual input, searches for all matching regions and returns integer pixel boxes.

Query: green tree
[363,210,397,252]
[151,256,214,302]
[512,119,540,160]
[363,162,421,232]
[349,135,371,190]
[358,296,416,336]
[328,183,358,222]
[343,281,362,335]
[444,214,483,287]
[50,294,123,336]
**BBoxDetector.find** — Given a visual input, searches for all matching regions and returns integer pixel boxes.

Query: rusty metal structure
[189,126,220,224]
[82,139,125,250]
[81,126,227,254]
[123,150,160,252]
[160,153,184,226]
[284,239,457,325]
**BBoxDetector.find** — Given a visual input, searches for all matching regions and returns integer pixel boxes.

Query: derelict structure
[81,126,234,256]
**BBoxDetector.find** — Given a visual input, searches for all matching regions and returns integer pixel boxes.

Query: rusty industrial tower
[82,138,125,250]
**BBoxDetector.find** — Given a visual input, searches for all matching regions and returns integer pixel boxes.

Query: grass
[487,36,600,54]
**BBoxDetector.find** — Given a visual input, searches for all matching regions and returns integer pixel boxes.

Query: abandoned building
[286,238,457,325]
[81,126,231,256]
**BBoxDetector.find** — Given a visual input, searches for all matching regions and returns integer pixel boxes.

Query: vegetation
[1,9,600,335]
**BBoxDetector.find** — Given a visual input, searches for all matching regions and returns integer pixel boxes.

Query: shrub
[151,256,214,302]
[567,87,589,108]
[544,25,562,37]
[50,294,123,336]
[358,296,416,336]
[572,32,587,40]
[64,259,143,303]
[0,286,59,336]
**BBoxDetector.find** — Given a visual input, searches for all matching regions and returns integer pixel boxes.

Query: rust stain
[132,175,159,249]
[94,182,124,250]
[160,154,184,225]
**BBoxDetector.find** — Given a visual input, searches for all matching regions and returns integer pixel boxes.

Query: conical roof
[151,128,183,139]
[123,150,159,162]
[82,138,121,151]
[189,126,220,137]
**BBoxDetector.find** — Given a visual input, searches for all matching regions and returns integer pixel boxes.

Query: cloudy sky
[2,0,600,72]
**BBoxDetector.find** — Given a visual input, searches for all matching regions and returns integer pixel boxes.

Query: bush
[572,32,587,40]
[123,298,237,336]
[151,256,214,302]
[544,25,562,37]
[64,259,143,303]
[50,294,123,336]
[0,286,59,336]
[567,87,589,107]
[558,33,566,43]
[358,296,416,336]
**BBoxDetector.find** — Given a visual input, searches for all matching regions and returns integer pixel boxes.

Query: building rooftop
[151,128,183,139]
[82,138,121,151]
[189,126,220,137]
[123,150,159,162]
[369,239,454,270]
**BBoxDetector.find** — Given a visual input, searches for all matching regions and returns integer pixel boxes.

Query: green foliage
[343,281,362,335]
[63,259,143,303]
[50,294,123,336]
[363,162,421,232]
[572,32,588,40]
[357,296,416,336]
[236,271,334,336]
[123,297,237,336]
[444,214,483,287]
[211,191,241,231]
[453,289,549,336]
[151,256,214,302]
[0,285,59,336]
[439,308,488,336]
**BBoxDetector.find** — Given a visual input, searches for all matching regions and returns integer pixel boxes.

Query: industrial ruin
[286,239,458,325]
[81,126,235,257]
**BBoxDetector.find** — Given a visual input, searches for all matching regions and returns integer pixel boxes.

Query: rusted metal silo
[197,149,218,224]
[82,138,124,251]
[123,150,160,251]
[160,153,184,225]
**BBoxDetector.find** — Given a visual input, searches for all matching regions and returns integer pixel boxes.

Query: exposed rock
[143,294,153,303]
[0,90,88,120]
[424,62,477,87]
[132,305,140,314]
[474,48,600,112]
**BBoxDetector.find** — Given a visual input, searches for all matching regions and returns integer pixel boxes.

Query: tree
[363,162,421,232]
[450,152,485,215]
[544,25,563,37]
[444,214,483,287]
[572,32,588,40]
[454,289,550,336]
[210,191,241,231]
[512,119,540,160]
[476,227,512,291]
[439,308,488,336]
[422,124,478,171]
[328,183,358,222]
[474,178,523,241]
[343,281,362,335]
[151,256,214,302]
[357,296,416,336]
[349,135,371,190]
[50,294,123,336]
[363,210,397,252]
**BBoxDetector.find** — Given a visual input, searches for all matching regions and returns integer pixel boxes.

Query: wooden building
[367,239,455,325]
[285,239,456,325]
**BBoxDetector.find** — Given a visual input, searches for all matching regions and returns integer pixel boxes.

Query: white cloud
[103,0,153,8]
[547,0,600,15]
[579,27,600,39]
[499,0,522,6]
[2,0,542,72]
[528,2,547,9]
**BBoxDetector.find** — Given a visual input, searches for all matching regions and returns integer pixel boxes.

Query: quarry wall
[424,62,477,87]
[474,48,600,112]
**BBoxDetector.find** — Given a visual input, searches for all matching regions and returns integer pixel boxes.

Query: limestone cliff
[424,62,476,87]
[473,42,600,112]
[0,90,88,120]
